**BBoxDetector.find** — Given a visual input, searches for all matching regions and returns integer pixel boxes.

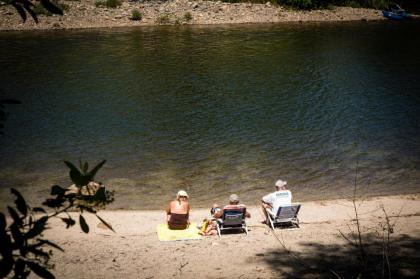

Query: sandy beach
[0,0,385,31]
[38,194,420,278]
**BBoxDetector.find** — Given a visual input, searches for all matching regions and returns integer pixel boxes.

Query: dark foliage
[5,0,63,23]
[0,161,114,279]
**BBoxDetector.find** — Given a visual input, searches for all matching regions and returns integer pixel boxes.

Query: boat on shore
[382,3,412,20]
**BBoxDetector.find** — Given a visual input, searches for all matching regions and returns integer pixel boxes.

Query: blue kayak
[382,4,412,21]
[382,10,405,20]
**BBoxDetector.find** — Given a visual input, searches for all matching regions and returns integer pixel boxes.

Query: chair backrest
[222,209,245,226]
[275,204,301,219]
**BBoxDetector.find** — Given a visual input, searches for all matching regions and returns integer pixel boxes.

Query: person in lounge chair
[166,190,190,230]
[211,194,251,219]
[261,179,292,223]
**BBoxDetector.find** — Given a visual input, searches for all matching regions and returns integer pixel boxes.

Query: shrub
[105,0,122,8]
[130,9,142,20]
[183,11,192,22]
[156,13,171,24]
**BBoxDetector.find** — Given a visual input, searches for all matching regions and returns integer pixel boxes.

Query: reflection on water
[0,22,420,209]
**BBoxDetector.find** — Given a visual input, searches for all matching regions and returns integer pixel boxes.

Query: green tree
[0,160,114,279]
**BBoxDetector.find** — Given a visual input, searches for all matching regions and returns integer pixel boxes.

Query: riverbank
[0,0,384,31]
[42,194,420,278]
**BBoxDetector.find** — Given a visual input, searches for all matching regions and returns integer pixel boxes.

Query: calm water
[1,22,420,209]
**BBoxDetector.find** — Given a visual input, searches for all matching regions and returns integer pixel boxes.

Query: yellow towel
[156,223,202,241]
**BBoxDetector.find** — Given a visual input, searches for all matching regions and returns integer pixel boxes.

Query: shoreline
[110,192,420,211]
[0,0,386,31]
[41,193,420,278]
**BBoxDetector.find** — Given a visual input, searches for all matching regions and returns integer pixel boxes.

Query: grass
[183,12,192,22]
[156,13,171,24]
[130,9,142,21]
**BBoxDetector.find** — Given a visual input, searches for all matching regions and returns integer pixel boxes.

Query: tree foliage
[0,160,114,279]
[4,0,63,23]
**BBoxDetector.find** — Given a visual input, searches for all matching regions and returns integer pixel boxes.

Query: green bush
[130,9,142,21]
[183,11,193,22]
[106,0,122,8]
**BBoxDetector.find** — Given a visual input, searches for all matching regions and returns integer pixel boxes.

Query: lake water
[1,22,419,210]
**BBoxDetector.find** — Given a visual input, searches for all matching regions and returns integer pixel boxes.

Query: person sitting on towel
[166,190,190,230]
[211,194,251,219]
[261,179,292,223]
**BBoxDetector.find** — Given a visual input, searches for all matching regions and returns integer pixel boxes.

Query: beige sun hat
[275,179,287,188]
[177,190,189,198]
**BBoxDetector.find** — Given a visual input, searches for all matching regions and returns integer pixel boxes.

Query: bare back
[167,199,189,215]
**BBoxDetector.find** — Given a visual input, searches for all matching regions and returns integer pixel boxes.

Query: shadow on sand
[252,233,420,278]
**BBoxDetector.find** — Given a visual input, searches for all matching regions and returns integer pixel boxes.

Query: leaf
[7,206,22,226]
[61,217,75,229]
[79,215,89,233]
[0,212,6,231]
[25,216,48,239]
[83,162,89,175]
[50,185,66,196]
[42,198,64,208]
[36,239,64,252]
[33,207,47,214]
[96,214,115,232]
[14,259,26,279]
[11,3,27,22]
[22,2,38,23]
[64,160,79,174]
[10,224,24,248]
[87,160,106,180]
[40,0,63,15]
[11,188,28,217]
[0,234,14,278]
[27,261,55,279]
[27,246,49,258]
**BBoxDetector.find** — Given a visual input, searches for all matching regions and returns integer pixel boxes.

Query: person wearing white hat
[261,180,292,223]
[166,190,190,230]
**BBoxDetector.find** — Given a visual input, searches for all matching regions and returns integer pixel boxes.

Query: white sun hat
[177,190,189,198]
[275,179,287,188]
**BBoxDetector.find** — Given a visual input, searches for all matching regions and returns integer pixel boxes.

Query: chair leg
[244,225,248,236]
[268,217,275,230]
[216,223,221,237]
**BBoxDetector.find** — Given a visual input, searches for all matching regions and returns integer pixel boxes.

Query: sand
[38,194,420,278]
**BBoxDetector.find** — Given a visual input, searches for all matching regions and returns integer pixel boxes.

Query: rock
[266,2,271,6]
[192,3,199,9]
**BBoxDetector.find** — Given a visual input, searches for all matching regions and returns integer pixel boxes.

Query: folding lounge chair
[216,209,248,237]
[266,204,301,229]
